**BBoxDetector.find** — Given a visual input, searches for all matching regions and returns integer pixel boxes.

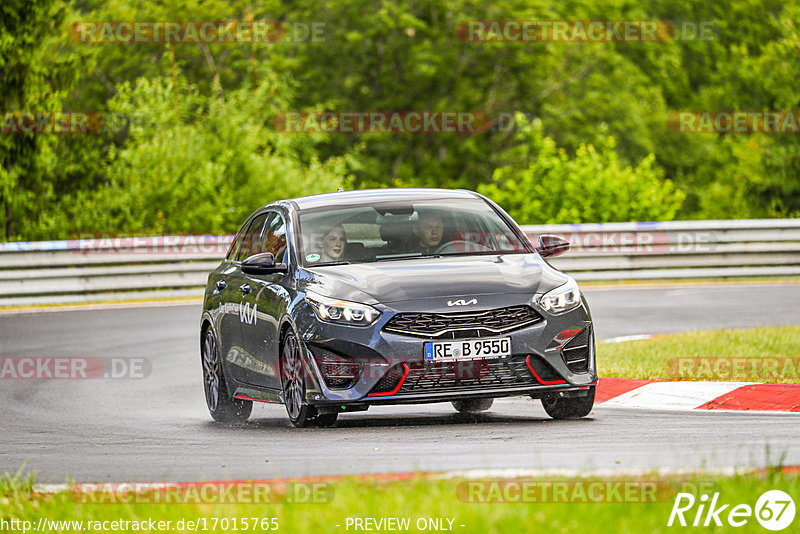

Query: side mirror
[241,252,288,275]
[537,234,570,258]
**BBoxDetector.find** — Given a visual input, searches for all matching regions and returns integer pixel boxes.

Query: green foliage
[0,0,93,240]
[480,116,684,223]
[59,68,351,236]
[2,0,800,241]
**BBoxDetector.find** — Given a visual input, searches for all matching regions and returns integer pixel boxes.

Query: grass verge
[598,326,800,382]
[1,471,797,533]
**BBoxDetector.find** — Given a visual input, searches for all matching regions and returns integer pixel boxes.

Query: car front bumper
[293,292,598,407]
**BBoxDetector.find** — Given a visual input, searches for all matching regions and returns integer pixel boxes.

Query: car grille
[383,305,542,339]
[369,355,566,396]
[563,326,591,373]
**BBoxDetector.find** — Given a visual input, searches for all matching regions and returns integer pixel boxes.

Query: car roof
[281,188,481,211]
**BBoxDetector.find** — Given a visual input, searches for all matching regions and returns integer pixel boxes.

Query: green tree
[4,0,800,242]
[0,0,89,239]
[480,115,684,223]
[55,67,350,236]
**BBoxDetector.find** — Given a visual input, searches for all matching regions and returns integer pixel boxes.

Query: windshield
[297,198,530,266]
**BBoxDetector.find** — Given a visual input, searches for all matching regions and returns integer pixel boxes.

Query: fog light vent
[311,347,361,389]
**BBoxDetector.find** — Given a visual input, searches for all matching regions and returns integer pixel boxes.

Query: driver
[407,211,445,255]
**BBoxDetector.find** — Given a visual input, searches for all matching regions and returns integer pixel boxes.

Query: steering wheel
[434,240,493,254]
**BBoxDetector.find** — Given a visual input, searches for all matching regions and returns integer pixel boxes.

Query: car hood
[300,254,569,306]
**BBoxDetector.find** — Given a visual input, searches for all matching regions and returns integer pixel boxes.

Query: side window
[226,222,249,261]
[233,212,269,262]
[261,213,288,263]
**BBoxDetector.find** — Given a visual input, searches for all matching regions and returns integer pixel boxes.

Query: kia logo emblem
[447,299,477,307]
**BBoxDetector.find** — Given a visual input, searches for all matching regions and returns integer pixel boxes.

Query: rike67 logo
[668,490,795,530]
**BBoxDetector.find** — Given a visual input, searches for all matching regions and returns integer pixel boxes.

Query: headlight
[306,292,380,326]
[536,277,582,314]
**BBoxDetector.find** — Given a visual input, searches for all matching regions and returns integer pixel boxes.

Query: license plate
[423,337,511,361]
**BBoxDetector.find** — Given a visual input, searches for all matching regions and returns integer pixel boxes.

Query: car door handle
[240,283,251,296]
[215,280,227,291]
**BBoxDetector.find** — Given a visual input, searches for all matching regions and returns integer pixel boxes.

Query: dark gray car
[200,188,597,427]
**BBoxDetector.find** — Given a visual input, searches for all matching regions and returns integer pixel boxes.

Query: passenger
[407,211,445,255]
[318,224,347,262]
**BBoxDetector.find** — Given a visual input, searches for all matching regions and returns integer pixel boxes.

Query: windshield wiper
[311,260,351,266]
[375,254,442,262]
[444,250,521,257]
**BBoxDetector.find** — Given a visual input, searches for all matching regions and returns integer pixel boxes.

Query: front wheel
[541,387,595,419]
[202,328,252,423]
[282,331,336,428]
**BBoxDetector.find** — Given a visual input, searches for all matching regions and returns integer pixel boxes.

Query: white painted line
[0,299,201,315]
[600,381,755,410]
[599,334,654,344]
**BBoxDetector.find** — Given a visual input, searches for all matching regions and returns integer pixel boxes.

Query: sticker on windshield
[306,253,320,262]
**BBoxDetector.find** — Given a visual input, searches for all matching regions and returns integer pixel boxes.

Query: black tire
[281,331,322,428]
[452,398,494,413]
[202,327,252,423]
[541,387,595,419]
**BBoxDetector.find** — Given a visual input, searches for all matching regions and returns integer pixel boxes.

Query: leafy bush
[3,0,800,242]
[479,115,685,224]
[60,69,351,236]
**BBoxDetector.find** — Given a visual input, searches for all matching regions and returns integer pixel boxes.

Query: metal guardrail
[523,219,800,281]
[0,235,232,306]
[0,219,798,306]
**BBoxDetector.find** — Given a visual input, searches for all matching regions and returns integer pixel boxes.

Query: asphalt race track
[1,283,799,483]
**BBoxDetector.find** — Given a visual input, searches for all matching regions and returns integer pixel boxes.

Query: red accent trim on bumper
[525,354,567,385]
[367,363,410,397]
[550,326,587,351]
